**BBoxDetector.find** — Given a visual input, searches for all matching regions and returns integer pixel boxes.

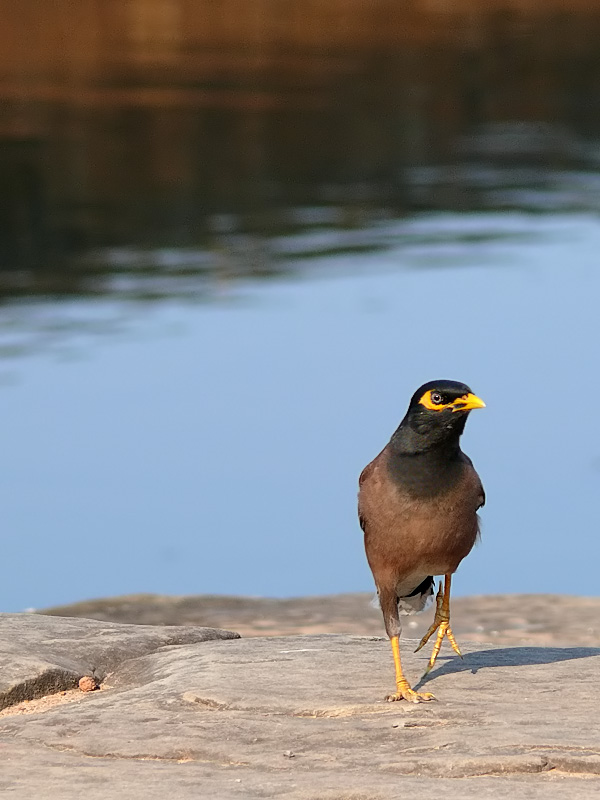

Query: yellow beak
[451,393,486,412]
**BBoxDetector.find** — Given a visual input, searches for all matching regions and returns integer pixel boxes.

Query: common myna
[358,380,485,702]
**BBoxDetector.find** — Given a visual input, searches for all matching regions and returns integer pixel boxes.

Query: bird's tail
[397,576,435,615]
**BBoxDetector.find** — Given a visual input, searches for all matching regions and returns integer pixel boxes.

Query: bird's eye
[431,392,444,405]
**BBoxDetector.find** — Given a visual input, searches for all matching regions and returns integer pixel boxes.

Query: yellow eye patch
[419,390,486,413]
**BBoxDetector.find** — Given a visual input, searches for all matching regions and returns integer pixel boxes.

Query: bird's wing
[359,460,375,487]
[477,484,486,510]
[358,459,377,533]
[460,450,485,509]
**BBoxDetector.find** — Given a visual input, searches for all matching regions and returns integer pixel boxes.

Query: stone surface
[1,612,600,797]
[42,592,600,646]
[0,612,239,710]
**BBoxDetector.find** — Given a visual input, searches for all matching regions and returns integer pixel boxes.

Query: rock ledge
[0,613,599,799]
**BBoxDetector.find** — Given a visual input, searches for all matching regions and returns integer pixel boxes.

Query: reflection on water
[0,211,537,361]
[2,1,600,295]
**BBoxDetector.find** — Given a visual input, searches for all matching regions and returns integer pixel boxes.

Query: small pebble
[283,750,296,758]
[78,676,98,693]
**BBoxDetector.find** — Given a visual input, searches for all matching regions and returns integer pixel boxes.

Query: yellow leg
[385,635,435,703]
[414,574,463,676]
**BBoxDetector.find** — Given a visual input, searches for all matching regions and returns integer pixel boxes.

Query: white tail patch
[398,589,434,615]
[371,578,435,616]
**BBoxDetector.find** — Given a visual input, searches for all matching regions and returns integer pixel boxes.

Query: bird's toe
[385,688,436,703]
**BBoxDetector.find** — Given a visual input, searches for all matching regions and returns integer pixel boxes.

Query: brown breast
[359,448,482,591]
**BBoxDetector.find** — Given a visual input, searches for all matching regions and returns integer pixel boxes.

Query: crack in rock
[182,693,229,711]
[181,692,394,719]
[0,670,82,712]
[382,754,551,777]
[547,755,600,775]
[41,741,250,767]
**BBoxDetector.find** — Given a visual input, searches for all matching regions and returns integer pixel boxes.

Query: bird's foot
[385,684,436,704]
[414,584,445,654]
[415,619,462,677]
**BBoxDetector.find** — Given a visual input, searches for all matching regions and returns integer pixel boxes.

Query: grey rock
[41,591,600,646]
[0,612,239,709]
[0,614,599,798]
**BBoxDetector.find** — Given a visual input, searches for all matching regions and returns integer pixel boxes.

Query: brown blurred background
[2,0,600,281]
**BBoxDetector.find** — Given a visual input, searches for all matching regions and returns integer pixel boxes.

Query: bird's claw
[415,613,449,652]
[385,688,436,704]
[416,619,463,675]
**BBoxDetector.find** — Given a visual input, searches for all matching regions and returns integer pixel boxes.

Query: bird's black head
[392,379,485,455]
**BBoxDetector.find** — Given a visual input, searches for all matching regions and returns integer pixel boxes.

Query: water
[1,210,599,611]
[3,2,600,610]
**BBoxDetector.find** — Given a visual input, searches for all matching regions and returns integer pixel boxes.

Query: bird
[358,379,485,702]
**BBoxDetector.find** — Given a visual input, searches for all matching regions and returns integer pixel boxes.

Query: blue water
[1,211,599,611]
